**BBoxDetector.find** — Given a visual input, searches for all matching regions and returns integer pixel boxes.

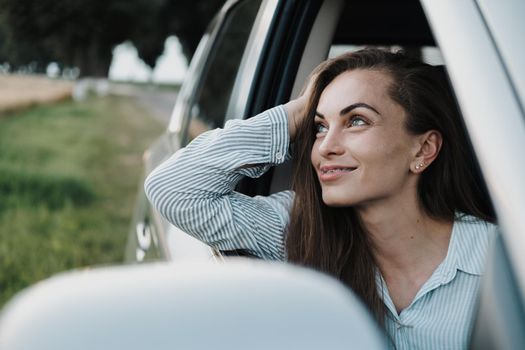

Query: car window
[183,0,263,145]
[260,2,524,347]
[269,4,522,347]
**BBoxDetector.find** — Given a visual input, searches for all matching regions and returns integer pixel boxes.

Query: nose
[317,129,345,158]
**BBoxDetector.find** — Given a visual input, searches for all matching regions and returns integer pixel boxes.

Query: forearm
[144,105,291,259]
[145,105,290,193]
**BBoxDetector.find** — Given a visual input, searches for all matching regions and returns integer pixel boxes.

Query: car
[126,0,447,263]
[127,0,525,347]
[2,0,525,348]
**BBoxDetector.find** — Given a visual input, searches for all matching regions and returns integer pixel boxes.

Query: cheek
[345,135,385,162]
[310,141,320,165]
[356,133,413,169]
[381,141,412,174]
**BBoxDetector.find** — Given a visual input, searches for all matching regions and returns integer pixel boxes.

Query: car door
[125,0,267,263]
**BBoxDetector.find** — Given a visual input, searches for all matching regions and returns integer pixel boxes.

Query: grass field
[0,95,164,307]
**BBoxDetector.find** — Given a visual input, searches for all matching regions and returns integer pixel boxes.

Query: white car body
[1,0,524,348]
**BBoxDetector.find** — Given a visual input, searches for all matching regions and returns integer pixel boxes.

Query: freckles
[359,141,407,170]
[374,130,410,157]
[310,144,319,162]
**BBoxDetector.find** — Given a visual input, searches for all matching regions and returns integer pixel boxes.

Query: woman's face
[310,69,421,208]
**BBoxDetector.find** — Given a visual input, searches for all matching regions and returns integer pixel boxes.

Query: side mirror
[0,260,385,350]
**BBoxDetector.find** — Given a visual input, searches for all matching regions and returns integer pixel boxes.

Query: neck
[355,195,453,275]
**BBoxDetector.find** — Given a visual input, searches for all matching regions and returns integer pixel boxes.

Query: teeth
[323,168,354,174]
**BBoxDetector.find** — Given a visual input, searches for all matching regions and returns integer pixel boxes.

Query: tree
[125,0,224,68]
[0,0,225,76]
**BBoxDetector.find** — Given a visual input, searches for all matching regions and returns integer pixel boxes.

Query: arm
[144,106,294,260]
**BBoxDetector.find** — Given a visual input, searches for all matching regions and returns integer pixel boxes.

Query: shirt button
[275,151,283,160]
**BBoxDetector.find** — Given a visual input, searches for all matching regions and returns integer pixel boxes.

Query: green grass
[0,96,164,307]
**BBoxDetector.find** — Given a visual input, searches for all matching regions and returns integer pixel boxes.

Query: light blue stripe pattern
[145,106,497,349]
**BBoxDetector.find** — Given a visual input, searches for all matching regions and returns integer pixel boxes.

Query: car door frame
[420,0,525,347]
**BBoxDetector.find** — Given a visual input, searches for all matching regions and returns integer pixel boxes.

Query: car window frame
[226,0,280,119]
[162,0,269,261]
[180,0,265,146]
[167,0,246,138]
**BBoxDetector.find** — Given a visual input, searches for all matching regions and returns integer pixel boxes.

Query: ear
[410,130,443,174]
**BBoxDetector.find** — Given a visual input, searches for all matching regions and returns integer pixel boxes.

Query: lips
[320,165,357,174]
[319,165,357,181]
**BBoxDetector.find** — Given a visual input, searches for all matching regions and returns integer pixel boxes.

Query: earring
[415,163,424,170]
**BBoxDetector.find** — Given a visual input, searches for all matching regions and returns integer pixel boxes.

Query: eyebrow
[315,102,381,119]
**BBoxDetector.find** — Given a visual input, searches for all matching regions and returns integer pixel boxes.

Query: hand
[284,94,308,142]
[284,77,315,141]
[284,60,327,142]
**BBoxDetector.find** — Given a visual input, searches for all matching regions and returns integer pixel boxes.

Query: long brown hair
[285,48,495,324]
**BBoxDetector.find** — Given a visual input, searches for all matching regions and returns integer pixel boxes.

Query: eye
[315,123,328,135]
[348,116,368,127]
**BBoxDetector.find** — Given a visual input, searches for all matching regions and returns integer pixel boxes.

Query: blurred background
[0,0,226,306]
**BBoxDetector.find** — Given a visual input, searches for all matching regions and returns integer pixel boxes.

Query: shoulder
[455,213,498,241]
[453,213,498,275]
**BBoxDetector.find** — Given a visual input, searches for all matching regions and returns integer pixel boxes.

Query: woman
[145,49,496,348]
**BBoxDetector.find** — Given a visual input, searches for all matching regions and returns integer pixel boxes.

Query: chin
[321,193,355,207]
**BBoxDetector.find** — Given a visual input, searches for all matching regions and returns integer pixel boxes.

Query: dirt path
[0,74,74,114]
[0,76,177,127]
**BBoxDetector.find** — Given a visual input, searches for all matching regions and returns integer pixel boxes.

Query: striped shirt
[145,106,497,349]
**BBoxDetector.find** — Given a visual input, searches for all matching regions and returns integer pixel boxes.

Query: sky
[108,36,188,84]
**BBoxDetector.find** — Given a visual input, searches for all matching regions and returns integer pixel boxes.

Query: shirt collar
[447,213,495,276]
[377,213,496,318]
[431,213,495,287]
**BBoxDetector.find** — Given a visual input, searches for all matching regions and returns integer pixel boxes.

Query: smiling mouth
[320,167,357,175]
[319,167,357,182]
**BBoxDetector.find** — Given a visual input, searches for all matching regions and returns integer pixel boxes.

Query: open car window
[236,0,525,347]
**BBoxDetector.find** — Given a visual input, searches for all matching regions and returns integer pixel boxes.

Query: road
[108,83,178,126]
